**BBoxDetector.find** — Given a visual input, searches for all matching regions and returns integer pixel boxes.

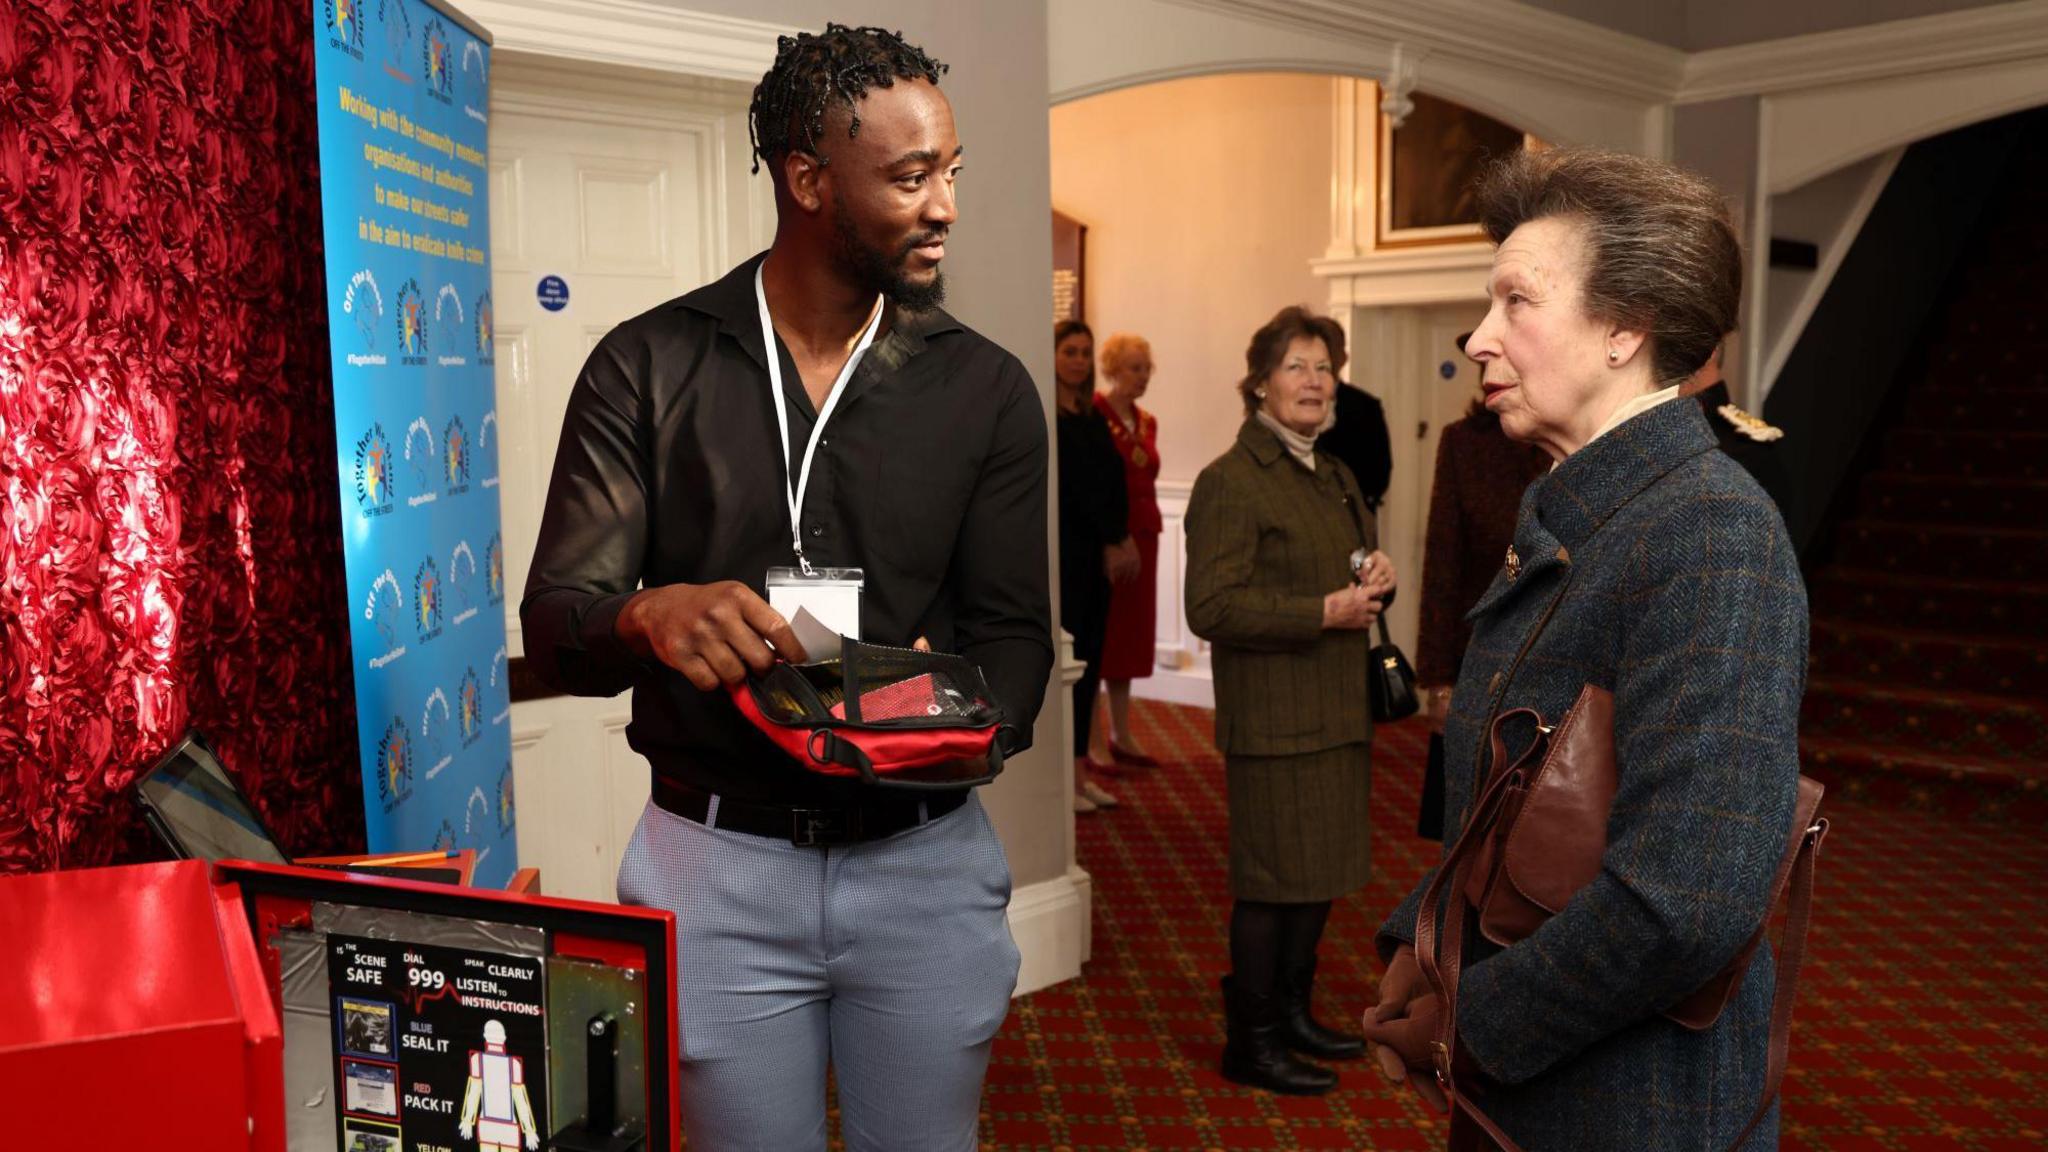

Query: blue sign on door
[537,275,569,312]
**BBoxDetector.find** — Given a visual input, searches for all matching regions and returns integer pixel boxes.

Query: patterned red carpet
[973,699,2048,1152]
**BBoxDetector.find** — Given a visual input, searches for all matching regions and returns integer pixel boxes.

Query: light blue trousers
[616,791,1021,1151]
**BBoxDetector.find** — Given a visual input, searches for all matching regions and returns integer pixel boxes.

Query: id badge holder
[766,566,864,652]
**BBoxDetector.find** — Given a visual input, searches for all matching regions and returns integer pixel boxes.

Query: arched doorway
[1051,68,1545,697]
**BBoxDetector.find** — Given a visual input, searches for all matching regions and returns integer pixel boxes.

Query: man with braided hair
[521,22,1049,1152]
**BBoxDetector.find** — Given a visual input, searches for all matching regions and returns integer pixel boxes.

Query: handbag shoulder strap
[1414,708,1550,1095]
[1339,474,1394,653]
[1725,801,1829,1150]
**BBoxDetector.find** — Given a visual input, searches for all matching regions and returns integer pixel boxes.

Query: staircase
[1798,131,2048,826]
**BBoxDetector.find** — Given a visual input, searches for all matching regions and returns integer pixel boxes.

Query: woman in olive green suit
[1186,306,1397,1096]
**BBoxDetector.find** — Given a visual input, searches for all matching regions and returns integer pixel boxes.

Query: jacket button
[810,526,824,537]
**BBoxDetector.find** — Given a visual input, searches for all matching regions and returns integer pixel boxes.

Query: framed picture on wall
[1376,91,1538,248]
[1052,209,1087,323]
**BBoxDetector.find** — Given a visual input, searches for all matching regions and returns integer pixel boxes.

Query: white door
[1353,302,1486,657]
[488,58,770,900]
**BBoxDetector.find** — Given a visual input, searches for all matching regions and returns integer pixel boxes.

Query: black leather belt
[652,777,967,847]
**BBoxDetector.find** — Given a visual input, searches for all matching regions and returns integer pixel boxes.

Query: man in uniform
[1682,343,1790,507]
[1314,320,1393,510]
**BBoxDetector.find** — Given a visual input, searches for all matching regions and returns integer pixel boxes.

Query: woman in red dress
[1091,332,1163,769]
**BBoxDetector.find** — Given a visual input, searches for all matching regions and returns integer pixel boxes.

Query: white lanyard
[755,263,884,575]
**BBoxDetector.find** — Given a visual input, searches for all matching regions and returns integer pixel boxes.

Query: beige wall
[1051,72,1334,488]
[1671,96,1766,404]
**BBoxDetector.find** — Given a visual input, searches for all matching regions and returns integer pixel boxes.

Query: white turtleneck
[1552,384,1683,470]
[1255,407,1335,470]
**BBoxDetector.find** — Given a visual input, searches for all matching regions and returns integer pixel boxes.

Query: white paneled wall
[1131,481,1213,709]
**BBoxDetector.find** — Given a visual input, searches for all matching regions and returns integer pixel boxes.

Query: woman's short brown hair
[1238,306,1335,414]
[1307,314,1348,377]
[1477,147,1741,385]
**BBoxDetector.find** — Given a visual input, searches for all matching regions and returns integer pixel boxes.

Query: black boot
[1280,956,1365,1060]
[1220,976,1338,1095]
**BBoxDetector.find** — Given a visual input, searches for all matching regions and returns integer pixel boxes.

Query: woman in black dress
[1054,320,1137,812]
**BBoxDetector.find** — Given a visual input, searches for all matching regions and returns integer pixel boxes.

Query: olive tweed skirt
[1224,742,1372,903]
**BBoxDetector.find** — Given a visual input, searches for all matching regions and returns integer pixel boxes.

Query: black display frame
[215,860,677,1149]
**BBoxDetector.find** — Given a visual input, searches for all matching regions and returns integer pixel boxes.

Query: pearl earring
[1255,388,1268,398]
[1608,350,1620,362]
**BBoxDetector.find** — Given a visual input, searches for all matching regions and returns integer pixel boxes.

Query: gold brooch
[1504,544,1521,581]
[1717,403,1784,443]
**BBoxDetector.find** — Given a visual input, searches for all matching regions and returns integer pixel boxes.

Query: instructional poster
[329,935,549,1151]
[312,0,518,886]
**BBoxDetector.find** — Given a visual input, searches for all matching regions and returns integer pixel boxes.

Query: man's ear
[782,150,827,215]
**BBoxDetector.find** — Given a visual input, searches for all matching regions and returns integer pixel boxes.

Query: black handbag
[1340,480,1418,724]
[1369,615,1420,722]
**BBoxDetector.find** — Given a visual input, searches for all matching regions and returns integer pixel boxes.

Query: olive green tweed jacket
[1185,418,1377,757]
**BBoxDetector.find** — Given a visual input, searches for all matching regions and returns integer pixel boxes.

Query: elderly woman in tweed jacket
[1185,306,1398,1096]
[1361,148,1809,1151]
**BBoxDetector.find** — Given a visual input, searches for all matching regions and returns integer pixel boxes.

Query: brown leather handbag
[1414,682,1829,1152]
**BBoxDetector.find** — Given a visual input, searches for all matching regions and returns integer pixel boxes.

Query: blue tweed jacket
[1377,397,1809,1151]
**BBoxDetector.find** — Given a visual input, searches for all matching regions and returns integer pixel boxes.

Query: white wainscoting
[1133,479,1214,710]
[1010,865,1094,997]
[507,695,641,903]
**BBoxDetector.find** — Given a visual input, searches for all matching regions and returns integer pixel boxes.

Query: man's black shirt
[520,253,1053,806]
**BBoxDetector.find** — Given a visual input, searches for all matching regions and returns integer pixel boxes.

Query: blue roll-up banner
[313,0,516,886]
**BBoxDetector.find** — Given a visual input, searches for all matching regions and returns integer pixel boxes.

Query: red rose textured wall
[0,0,363,870]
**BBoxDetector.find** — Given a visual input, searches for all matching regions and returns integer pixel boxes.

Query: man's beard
[833,202,947,312]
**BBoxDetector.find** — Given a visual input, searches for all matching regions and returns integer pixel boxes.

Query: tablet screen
[136,736,290,864]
